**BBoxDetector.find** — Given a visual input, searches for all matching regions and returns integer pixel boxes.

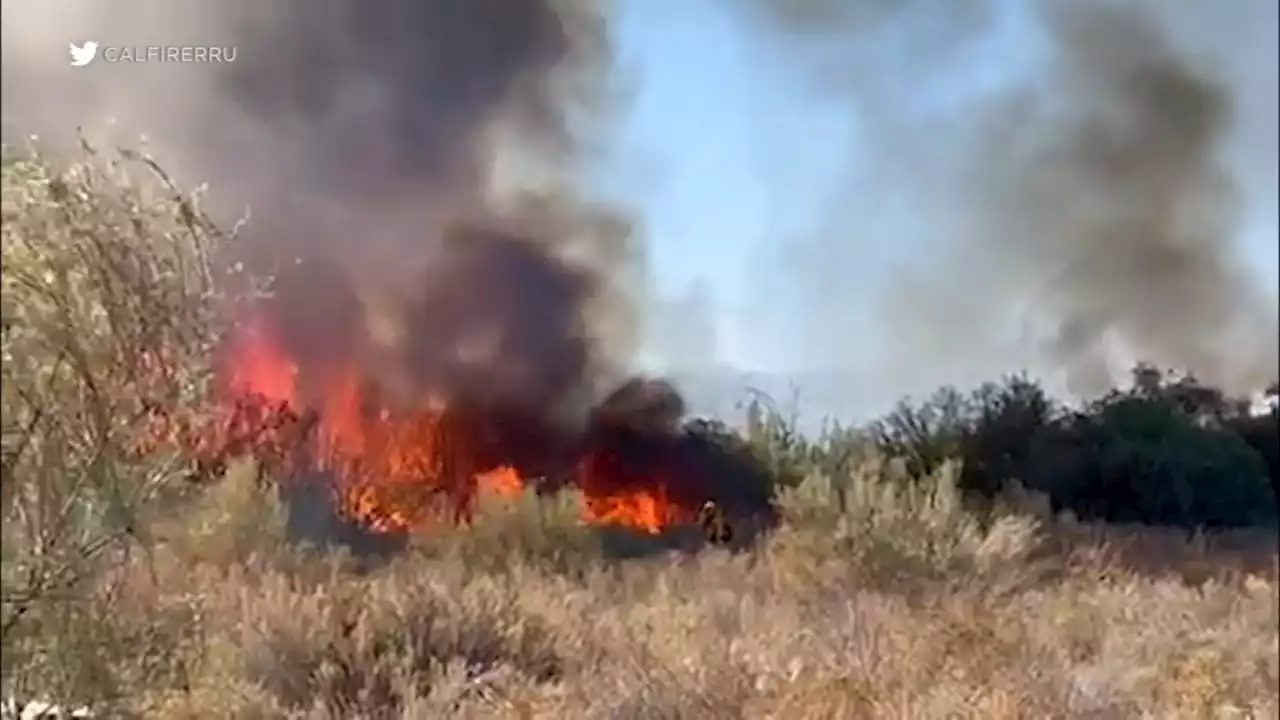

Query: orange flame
[192,312,696,535]
[584,490,675,535]
[224,317,299,404]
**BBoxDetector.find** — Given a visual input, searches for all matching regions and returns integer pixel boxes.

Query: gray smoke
[737,0,1278,398]
[2,0,645,427]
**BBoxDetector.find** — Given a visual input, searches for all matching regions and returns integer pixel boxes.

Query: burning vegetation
[3,0,783,545]
[162,289,778,542]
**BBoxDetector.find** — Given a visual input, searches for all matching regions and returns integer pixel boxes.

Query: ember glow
[190,311,715,536]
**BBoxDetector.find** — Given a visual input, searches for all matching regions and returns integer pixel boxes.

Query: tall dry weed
[1,141,251,695]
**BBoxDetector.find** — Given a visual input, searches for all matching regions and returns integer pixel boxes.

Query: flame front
[193,312,697,535]
[577,446,700,534]
[584,490,677,535]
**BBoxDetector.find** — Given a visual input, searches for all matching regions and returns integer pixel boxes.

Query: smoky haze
[2,0,646,432]
[737,0,1278,399]
[5,1,1277,431]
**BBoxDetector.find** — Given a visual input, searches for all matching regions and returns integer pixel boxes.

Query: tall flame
[194,311,707,536]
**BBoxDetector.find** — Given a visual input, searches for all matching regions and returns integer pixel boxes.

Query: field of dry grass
[2,146,1278,719]
[4,460,1278,719]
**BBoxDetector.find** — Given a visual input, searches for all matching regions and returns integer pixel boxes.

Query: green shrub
[863,366,1279,530]
[1223,390,1280,505]
[957,374,1061,501]
[1032,393,1276,528]
[868,385,972,480]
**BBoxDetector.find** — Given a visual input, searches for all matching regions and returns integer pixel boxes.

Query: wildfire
[582,490,679,535]
[185,311,713,536]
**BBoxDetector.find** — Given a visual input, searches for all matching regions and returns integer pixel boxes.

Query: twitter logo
[69,41,98,67]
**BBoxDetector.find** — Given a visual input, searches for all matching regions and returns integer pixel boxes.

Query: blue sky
[606,1,1280,378]
[607,2,782,369]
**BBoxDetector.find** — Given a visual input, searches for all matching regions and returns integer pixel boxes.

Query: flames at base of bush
[151,313,774,539]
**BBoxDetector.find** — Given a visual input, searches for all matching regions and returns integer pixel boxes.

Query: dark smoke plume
[3,0,644,430]
[737,0,1278,398]
[4,2,788,541]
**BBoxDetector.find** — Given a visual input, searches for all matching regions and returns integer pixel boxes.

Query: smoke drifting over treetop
[1021,1,1276,395]
[738,0,1278,398]
[3,0,643,426]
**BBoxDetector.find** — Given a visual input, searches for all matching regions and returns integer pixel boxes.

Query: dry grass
[2,145,1278,719]
[4,461,1277,719]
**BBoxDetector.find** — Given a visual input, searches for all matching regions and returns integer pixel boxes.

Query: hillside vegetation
[2,145,1277,718]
